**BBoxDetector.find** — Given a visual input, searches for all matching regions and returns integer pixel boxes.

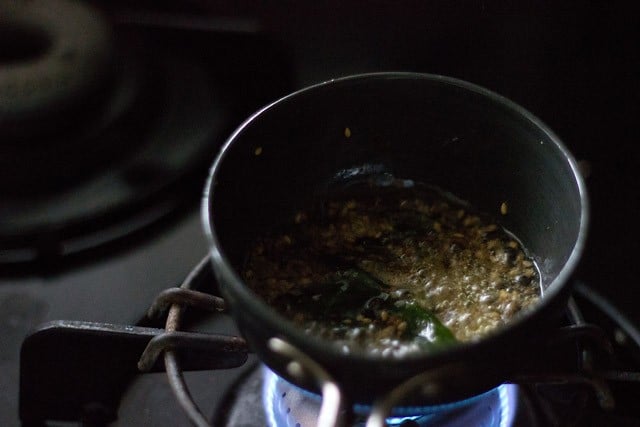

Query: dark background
[1,1,639,425]
[171,1,640,322]
[11,0,630,321]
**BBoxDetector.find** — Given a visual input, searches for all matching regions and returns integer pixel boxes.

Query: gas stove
[1,1,639,426]
[17,263,640,426]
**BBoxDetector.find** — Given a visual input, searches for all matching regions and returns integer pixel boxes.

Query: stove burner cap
[0,0,114,140]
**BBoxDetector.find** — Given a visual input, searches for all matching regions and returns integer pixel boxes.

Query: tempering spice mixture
[242,184,540,357]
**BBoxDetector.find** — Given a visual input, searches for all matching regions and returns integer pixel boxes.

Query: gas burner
[0,1,292,271]
[0,41,223,267]
[217,365,519,427]
[136,274,640,427]
[19,256,640,426]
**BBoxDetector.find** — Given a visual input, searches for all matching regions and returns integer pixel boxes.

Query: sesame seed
[500,202,508,215]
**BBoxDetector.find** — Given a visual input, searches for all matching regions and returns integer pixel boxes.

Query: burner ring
[0,0,113,139]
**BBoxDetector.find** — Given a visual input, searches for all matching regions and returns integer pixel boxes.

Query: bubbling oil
[242,182,541,357]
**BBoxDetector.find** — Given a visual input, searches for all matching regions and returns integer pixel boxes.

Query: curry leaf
[391,302,457,346]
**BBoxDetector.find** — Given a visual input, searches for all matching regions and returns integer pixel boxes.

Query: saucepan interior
[203,72,588,404]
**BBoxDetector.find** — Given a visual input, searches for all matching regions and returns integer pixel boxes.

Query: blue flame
[263,367,280,427]
[262,367,517,426]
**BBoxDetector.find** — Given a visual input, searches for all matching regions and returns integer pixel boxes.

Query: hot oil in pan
[242,181,541,357]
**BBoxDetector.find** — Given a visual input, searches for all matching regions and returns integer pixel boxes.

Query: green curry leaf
[391,302,457,347]
[279,267,457,351]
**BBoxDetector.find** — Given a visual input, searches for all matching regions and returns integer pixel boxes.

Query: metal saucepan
[202,72,588,405]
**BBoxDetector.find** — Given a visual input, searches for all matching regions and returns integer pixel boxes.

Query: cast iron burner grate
[19,256,640,426]
[136,257,640,426]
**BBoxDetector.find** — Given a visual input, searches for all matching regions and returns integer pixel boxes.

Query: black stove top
[1,2,639,426]
[16,273,640,426]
